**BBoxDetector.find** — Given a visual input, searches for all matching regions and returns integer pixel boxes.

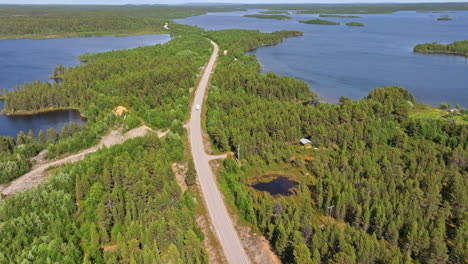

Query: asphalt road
[188,41,251,264]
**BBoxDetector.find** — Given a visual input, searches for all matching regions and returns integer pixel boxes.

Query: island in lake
[346,22,365,26]
[259,10,289,14]
[414,40,468,56]
[243,14,292,20]
[437,16,453,21]
[320,14,361,18]
[299,19,340,25]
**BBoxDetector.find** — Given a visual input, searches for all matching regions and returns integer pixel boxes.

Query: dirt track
[1,126,163,196]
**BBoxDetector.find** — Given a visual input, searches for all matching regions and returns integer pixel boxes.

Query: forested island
[320,14,361,18]
[243,14,292,20]
[414,40,468,56]
[437,16,453,21]
[346,22,365,26]
[299,19,340,25]
[259,10,289,14]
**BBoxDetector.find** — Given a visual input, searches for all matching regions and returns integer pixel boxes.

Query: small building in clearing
[299,138,313,148]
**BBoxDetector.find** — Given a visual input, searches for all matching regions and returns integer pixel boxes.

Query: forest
[0,5,239,39]
[1,23,211,184]
[1,5,467,263]
[205,29,467,264]
[299,19,340,25]
[414,40,468,57]
[0,133,208,263]
[243,14,292,20]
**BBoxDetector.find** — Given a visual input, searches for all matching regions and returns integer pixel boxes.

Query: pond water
[0,34,170,138]
[252,176,297,196]
[175,10,468,107]
[0,100,85,138]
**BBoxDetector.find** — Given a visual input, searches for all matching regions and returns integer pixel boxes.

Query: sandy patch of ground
[112,105,129,116]
[1,126,153,197]
[172,162,188,192]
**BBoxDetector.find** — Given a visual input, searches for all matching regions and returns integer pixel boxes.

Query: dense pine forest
[0,134,207,263]
[0,4,467,264]
[206,29,467,263]
[0,24,211,184]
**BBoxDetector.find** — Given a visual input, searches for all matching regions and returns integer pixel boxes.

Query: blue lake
[176,10,468,107]
[0,34,171,90]
[0,34,170,137]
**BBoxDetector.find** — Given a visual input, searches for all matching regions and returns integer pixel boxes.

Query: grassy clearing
[410,104,468,125]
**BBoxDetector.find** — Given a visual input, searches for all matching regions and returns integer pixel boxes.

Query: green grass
[299,19,340,25]
[243,14,292,20]
[410,104,468,125]
[346,22,365,26]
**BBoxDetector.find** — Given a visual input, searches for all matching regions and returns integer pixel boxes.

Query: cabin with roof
[299,138,313,148]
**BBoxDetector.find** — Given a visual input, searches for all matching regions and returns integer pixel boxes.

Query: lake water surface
[0,100,85,138]
[0,34,170,137]
[176,10,468,106]
[0,34,171,90]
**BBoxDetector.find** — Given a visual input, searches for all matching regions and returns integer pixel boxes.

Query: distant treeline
[253,3,468,14]
[414,40,468,57]
[0,5,239,39]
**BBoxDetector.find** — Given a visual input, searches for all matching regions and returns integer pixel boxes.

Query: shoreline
[0,30,169,41]
[1,107,87,120]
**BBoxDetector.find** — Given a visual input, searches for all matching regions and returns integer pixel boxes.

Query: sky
[2,0,468,5]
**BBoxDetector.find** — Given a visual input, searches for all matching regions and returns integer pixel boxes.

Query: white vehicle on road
[196,104,200,110]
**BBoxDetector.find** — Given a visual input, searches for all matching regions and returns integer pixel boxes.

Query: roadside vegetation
[205,29,467,264]
[346,22,365,26]
[243,14,292,20]
[414,40,468,57]
[299,19,340,25]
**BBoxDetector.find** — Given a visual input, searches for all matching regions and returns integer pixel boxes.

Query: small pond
[251,176,297,196]
[0,100,85,138]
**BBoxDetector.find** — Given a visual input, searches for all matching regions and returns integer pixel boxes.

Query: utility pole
[237,144,241,164]
[327,205,335,217]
